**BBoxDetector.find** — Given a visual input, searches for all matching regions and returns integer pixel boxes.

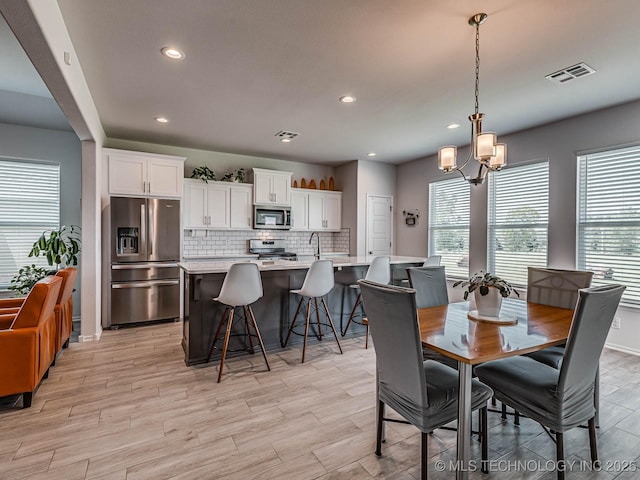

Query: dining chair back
[365,256,391,284]
[527,267,594,309]
[407,266,448,309]
[423,255,442,266]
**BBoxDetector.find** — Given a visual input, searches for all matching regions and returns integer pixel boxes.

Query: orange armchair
[0,276,62,408]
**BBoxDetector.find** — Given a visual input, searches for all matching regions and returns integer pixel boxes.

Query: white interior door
[366,194,392,256]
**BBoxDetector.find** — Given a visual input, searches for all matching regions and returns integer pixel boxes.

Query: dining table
[418,298,575,480]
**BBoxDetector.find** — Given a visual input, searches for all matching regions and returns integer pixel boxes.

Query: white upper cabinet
[290,188,309,231]
[297,190,342,232]
[229,184,253,230]
[106,148,185,198]
[183,179,252,230]
[253,168,292,205]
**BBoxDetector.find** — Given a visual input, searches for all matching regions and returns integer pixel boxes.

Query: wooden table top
[418,298,575,365]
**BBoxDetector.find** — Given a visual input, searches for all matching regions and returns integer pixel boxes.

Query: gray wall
[0,121,82,312]
[396,99,640,354]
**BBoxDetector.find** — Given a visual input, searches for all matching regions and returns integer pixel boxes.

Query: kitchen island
[180,256,425,365]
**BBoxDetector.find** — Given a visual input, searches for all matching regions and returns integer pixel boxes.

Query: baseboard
[79,328,102,343]
[604,343,640,357]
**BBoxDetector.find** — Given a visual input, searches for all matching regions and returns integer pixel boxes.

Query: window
[488,161,549,285]
[578,145,640,305]
[0,159,60,287]
[429,177,470,278]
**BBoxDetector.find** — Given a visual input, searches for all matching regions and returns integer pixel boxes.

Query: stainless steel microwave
[254,205,291,230]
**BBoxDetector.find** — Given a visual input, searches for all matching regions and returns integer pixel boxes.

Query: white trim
[79,328,102,343]
[604,343,640,357]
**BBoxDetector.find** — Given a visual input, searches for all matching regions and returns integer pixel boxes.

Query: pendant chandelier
[438,13,506,185]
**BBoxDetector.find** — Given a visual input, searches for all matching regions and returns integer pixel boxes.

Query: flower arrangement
[453,271,520,300]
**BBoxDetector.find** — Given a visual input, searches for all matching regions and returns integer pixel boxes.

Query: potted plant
[9,225,81,296]
[453,271,519,317]
[221,168,245,183]
[190,166,216,183]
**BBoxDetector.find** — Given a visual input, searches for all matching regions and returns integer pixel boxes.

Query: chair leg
[283,297,304,348]
[556,432,565,480]
[376,399,385,456]
[301,298,312,363]
[247,306,271,372]
[365,321,369,349]
[23,392,33,408]
[481,407,488,474]
[243,306,255,354]
[342,293,362,336]
[314,297,323,341]
[217,308,234,383]
[514,410,520,426]
[421,431,429,480]
[63,338,70,349]
[594,369,600,427]
[208,306,229,363]
[321,297,343,354]
[501,403,507,420]
[588,417,598,466]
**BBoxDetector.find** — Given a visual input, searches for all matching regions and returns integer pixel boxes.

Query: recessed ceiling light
[161,47,185,60]
[367,152,376,157]
[155,117,169,123]
[339,95,356,103]
[447,123,460,129]
[280,138,292,143]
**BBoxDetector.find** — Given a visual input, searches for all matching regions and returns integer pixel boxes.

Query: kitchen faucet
[309,231,321,259]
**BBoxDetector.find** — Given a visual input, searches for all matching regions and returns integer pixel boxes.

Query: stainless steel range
[249,239,297,260]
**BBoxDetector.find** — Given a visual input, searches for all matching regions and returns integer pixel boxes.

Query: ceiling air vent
[545,62,596,84]
[275,130,300,142]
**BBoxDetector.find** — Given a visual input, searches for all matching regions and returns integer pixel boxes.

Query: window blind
[429,177,470,278]
[0,159,60,287]
[488,161,549,285]
[578,145,640,305]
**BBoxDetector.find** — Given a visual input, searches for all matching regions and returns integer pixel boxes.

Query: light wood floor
[1,321,639,479]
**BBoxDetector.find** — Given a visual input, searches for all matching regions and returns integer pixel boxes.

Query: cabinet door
[207,184,230,229]
[308,193,325,230]
[271,173,291,205]
[183,181,208,229]
[230,185,253,230]
[109,153,146,195]
[254,172,273,204]
[324,193,342,231]
[147,158,183,198]
[290,189,309,231]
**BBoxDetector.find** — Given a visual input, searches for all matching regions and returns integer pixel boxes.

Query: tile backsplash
[183,228,350,258]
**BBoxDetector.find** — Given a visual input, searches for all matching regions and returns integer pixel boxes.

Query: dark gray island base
[181,258,424,366]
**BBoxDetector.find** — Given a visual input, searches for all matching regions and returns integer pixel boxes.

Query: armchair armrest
[0,327,39,396]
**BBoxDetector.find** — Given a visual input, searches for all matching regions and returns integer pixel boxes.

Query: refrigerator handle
[148,202,154,256]
[140,202,147,258]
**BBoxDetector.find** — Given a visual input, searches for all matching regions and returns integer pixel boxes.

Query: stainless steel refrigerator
[103,197,181,328]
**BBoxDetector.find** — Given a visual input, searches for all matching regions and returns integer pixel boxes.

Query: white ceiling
[15,1,640,164]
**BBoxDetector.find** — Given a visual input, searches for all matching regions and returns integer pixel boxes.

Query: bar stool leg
[314,298,323,341]
[247,306,271,372]
[342,293,362,336]
[243,306,255,354]
[364,319,369,349]
[302,298,312,363]
[217,308,235,383]
[321,297,343,354]
[283,297,304,348]
[208,306,229,363]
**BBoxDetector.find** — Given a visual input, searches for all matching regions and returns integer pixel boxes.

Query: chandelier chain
[474,22,480,115]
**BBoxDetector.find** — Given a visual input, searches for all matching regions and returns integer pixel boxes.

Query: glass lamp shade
[475,132,496,159]
[438,146,457,171]
[489,143,507,169]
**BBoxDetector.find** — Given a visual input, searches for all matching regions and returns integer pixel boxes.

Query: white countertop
[179,255,426,274]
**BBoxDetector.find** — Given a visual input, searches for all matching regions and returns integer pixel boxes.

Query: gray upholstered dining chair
[475,284,625,480]
[522,267,595,422]
[359,280,492,480]
[407,266,458,370]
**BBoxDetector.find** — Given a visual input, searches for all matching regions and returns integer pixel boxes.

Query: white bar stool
[283,259,343,363]
[207,263,270,382]
[342,256,390,348]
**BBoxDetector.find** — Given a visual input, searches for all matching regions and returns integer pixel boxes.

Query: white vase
[474,287,503,317]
